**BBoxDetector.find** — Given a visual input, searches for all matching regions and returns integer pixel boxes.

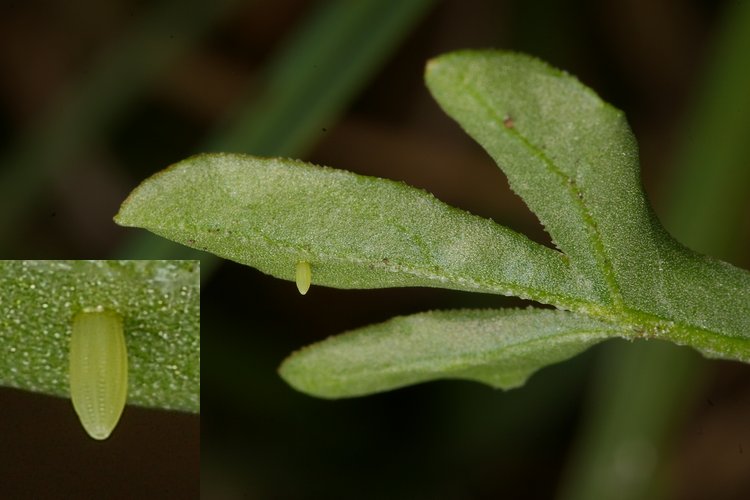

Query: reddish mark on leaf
[503,115,514,128]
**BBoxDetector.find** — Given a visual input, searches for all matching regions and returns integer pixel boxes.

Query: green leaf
[425,51,645,296]
[279,308,621,398]
[115,153,593,309]
[118,0,436,262]
[115,49,750,399]
[0,260,200,412]
[425,50,750,361]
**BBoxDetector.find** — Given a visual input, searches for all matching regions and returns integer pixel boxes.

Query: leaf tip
[424,57,440,76]
[112,210,128,228]
[277,352,336,399]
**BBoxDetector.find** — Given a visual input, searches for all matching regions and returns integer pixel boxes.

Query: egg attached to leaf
[69,308,128,440]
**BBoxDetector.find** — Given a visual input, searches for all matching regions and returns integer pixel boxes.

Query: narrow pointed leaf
[115,153,595,307]
[279,308,623,398]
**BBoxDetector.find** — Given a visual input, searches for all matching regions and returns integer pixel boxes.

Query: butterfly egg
[295,260,311,295]
[69,309,128,440]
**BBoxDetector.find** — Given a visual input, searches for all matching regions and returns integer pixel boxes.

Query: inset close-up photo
[0,260,199,497]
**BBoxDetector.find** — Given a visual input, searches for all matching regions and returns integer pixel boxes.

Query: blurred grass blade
[665,1,750,261]
[117,0,436,261]
[559,340,698,500]
[206,0,435,155]
[0,0,240,249]
[279,309,620,399]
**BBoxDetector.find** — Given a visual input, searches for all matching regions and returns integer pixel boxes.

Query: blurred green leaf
[206,0,436,155]
[0,260,200,412]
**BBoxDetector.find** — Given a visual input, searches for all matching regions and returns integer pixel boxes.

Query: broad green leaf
[425,50,750,360]
[279,308,622,398]
[0,260,200,412]
[115,153,595,308]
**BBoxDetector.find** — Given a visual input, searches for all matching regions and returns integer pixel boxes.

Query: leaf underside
[0,260,200,412]
[116,153,584,306]
[115,50,749,399]
[279,308,622,399]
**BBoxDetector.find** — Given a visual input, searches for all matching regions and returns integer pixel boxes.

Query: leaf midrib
[316,327,621,380]
[615,305,750,362]
[168,219,596,309]
[460,83,624,307]
[446,77,750,354]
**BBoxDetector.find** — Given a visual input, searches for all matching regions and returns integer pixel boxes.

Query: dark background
[1,0,749,498]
